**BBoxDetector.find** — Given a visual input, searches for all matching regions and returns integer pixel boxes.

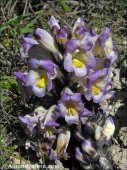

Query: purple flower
[20,34,38,61]
[73,26,86,40]
[91,28,110,56]
[34,28,63,60]
[13,71,32,99]
[19,116,35,135]
[26,59,58,97]
[55,27,68,44]
[88,27,96,37]
[64,49,95,77]
[48,16,60,30]
[99,27,110,46]
[49,149,57,160]
[91,29,117,64]
[57,88,87,124]
[104,37,117,63]
[85,68,110,103]
[72,17,85,33]
[42,105,60,140]
[100,85,114,110]
[18,106,47,135]
[28,58,57,78]
[20,34,52,62]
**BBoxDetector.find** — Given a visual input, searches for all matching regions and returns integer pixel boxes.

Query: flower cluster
[14,16,117,169]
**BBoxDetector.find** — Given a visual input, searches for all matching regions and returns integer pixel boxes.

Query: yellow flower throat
[66,101,76,116]
[92,85,100,95]
[36,76,47,88]
[72,59,84,68]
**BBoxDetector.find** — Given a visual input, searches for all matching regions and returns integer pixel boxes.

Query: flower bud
[56,126,71,159]
[34,28,62,60]
[75,147,85,163]
[82,139,97,157]
[99,27,110,46]
[102,117,115,140]
[73,26,86,40]
[56,28,68,44]
[73,17,85,33]
[48,16,60,29]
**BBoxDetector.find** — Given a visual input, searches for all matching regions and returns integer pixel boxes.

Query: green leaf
[20,27,33,34]
[60,0,70,12]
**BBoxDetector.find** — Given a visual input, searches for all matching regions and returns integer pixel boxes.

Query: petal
[26,70,40,86]
[33,106,47,120]
[95,78,110,91]
[32,85,46,97]
[104,48,117,63]
[19,47,28,61]
[85,88,92,101]
[71,93,82,102]
[76,103,85,114]
[57,126,71,159]
[28,44,52,60]
[64,53,73,72]
[27,126,35,134]
[85,51,96,68]
[102,117,115,140]
[87,68,108,87]
[99,27,110,46]
[19,115,35,134]
[19,116,32,127]
[65,113,79,124]
[79,39,93,51]
[48,16,60,29]
[88,28,96,36]
[59,93,71,102]
[91,35,104,56]
[46,78,52,92]
[28,58,40,69]
[40,60,56,77]
[80,108,93,117]
[65,39,80,53]
[73,17,85,33]
[82,139,97,156]
[105,37,114,48]
[13,71,26,83]
[75,147,85,163]
[93,91,104,103]
[49,149,57,160]
[20,35,38,61]
[34,28,61,56]
[73,65,87,77]
[44,119,59,127]
[57,103,66,117]
[73,26,86,39]
[44,105,57,125]
[61,87,73,95]
[21,34,38,49]
[56,27,68,44]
